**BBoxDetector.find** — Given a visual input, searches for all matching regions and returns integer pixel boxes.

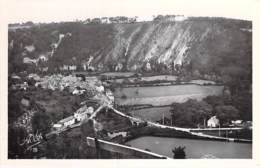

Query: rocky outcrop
[8,17,252,76]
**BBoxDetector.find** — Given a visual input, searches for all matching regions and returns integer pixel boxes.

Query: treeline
[170,93,251,128]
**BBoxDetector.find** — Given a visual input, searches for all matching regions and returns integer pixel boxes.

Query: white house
[74,105,94,122]
[106,89,114,103]
[72,89,85,95]
[58,116,75,127]
[53,123,63,130]
[23,57,37,64]
[24,45,35,53]
[68,65,77,71]
[207,116,219,128]
[146,62,151,71]
[231,120,243,126]
[115,63,123,71]
[38,55,48,62]
[96,85,105,93]
[108,131,127,139]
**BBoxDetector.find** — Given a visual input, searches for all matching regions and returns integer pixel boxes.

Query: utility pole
[162,113,165,125]
[218,124,221,137]
[94,137,100,159]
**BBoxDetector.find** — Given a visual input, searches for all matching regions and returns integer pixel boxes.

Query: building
[52,123,63,130]
[38,54,48,62]
[231,120,243,127]
[106,89,114,103]
[96,85,105,93]
[57,116,75,127]
[23,57,37,64]
[24,45,35,53]
[74,105,94,122]
[72,88,86,95]
[207,116,219,128]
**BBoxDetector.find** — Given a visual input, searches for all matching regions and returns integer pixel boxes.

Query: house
[96,85,105,93]
[11,74,21,80]
[72,89,85,95]
[115,63,123,71]
[106,89,114,103]
[231,120,243,127]
[52,123,63,130]
[58,116,75,127]
[23,57,37,64]
[38,55,48,62]
[108,131,127,139]
[146,62,151,71]
[74,105,94,122]
[207,116,219,128]
[68,65,77,71]
[24,45,35,53]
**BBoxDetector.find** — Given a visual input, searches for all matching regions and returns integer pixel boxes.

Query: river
[126,136,252,159]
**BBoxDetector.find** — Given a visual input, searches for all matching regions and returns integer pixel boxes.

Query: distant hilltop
[8,16,251,84]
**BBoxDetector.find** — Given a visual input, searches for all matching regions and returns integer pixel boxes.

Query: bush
[172,146,186,159]
[121,94,127,99]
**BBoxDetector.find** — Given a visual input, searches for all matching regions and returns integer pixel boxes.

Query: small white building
[11,74,21,80]
[115,63,123,71]
[68,65,77,71]
[108,131,127,139]
[23,57,37,64]
[96,85,105,93]
[72,89,85,95]
[207,116,219,128]
[58,116,75,127]
[24,45,35,53]
[231,120,243,126]
[38,55,48,62]
[74,105,94,122]
[53,123,63,130]
[106,89,114,103]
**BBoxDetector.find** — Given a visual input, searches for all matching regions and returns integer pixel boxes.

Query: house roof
[58,116,75,123]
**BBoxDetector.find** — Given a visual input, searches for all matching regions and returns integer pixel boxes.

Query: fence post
[95,138,100,159]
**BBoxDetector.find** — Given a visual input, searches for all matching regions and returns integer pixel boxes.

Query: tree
[31,112,52,134]
[8,96,23,122]
[203,95,225,109]
[170,99,213,128]
[172,146,186,159]
[80,119,95,137]
[215,105,239,126]
[8,127,27,158]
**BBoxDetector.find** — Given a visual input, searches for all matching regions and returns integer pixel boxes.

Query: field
[114,84,224,106]
[129,106,172,122]
[141,75,177,81]
[100,72,135,78]
[110,75,178,84]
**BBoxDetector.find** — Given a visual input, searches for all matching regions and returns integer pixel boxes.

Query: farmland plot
[129,106,172,122]
[114,84,224,106]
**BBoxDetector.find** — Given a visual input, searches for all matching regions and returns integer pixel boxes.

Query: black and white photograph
[1,0,258,164]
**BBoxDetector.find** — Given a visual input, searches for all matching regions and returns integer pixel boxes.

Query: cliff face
[8,17,252,77]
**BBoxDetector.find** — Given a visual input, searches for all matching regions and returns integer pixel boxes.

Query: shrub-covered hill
[8,17,251,81]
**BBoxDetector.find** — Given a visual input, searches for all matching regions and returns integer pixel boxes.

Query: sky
[5,0,254,23]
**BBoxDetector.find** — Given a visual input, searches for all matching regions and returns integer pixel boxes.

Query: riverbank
[123,125,252,144]
[126,136,252,159]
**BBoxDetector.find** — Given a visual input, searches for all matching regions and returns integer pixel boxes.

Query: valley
[7,15,252,159]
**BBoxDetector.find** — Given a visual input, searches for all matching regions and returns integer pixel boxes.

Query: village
[8,68,252,159]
